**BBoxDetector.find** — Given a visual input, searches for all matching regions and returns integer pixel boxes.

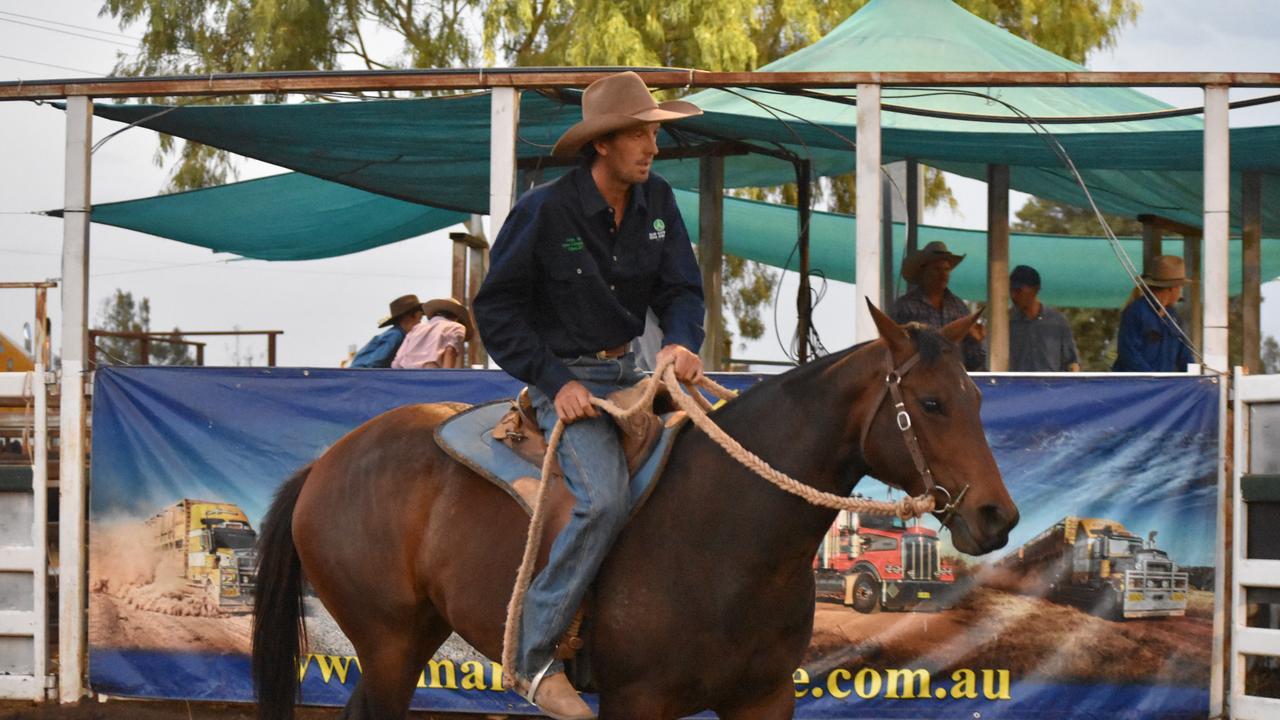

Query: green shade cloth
[85,171,1280,308]
[88,172,468,260]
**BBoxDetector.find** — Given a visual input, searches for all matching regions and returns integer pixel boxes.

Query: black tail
[252,465,311,720]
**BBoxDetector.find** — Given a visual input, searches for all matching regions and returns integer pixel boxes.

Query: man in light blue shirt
[349,294,424,368]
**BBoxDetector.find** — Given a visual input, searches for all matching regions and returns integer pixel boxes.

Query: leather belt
[593,344,629,360]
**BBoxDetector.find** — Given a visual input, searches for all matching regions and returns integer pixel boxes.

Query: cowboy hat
[423,297,475,341]
[551,71,702,158]
[901,241,966,285]
[1143,255,1190,288]
[377,294,425,327]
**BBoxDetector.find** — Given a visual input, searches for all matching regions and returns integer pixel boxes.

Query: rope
[500,358,935,689]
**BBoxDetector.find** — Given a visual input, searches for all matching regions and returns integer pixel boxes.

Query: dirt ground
[0,700,506,720]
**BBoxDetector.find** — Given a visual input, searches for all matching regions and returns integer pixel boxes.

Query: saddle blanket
[433,400,685,516]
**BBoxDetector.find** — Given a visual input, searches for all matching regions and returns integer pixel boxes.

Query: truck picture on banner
[88,367,1220,718]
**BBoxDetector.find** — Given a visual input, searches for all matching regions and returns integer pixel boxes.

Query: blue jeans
[517,354,645,678]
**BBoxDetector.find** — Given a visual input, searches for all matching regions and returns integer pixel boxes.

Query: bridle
[858,352,970,527]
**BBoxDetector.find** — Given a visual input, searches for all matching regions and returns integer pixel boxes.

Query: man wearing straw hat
[891,241,987,370]
[474,71,705,718]
[348,293,425,368]
[1113,255,1195,372]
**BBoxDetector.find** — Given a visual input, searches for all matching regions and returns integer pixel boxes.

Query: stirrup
[524,657,557,704]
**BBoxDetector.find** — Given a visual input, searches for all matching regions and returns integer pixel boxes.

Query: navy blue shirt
[474,165,705,398]
[349,325,406,368]
[1113,299,1194,372]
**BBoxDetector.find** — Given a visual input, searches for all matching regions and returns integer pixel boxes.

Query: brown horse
[252,304,1018,719]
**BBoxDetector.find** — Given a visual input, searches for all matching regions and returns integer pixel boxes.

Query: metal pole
[1201,86,1230,372]
[796,159,812,363]
[489,87,520,243]
[1186,233,1203,354]
[856,83,882,338]
[987,164,1010,372]
[1242,171,1262,373]
[58,94,91,703]
[698,155,725,370]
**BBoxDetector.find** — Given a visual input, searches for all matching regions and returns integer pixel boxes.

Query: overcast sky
[1,0,1278,368]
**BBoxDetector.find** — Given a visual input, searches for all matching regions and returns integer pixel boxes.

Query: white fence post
[855,83,882,342]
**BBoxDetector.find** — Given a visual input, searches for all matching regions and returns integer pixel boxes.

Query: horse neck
[690,341,890,559]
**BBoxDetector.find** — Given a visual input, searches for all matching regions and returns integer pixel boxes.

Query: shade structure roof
[62,0,1280,305]
[85,172,1280,309]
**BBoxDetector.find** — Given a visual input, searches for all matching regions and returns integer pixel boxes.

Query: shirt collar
[573,162,648,218]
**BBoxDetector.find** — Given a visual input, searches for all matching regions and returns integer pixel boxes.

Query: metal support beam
[1242,171,1263,373]
[489,87,520,243]
[1202,85,1230,373]
[698,156,724,370]
[1141,220,1163,275]
[797,159,813,363]
[987,164,1010,372]
[905,160,921,260]
[880,174,894,309]
[33,288,49,696]
[58,95,92,703]
[855,83,882,338]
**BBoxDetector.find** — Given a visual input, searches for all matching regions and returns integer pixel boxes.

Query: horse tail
[252,464,311,720]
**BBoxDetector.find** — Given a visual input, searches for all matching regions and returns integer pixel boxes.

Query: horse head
[855,301,1019,556]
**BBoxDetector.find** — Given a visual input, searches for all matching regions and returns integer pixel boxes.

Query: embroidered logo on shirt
[648,218,667,242]
[562,236,584,252]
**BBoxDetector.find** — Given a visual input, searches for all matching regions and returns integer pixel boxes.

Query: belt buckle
[594,349,610,360]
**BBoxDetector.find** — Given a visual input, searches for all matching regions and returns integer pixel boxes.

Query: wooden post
[906,159,921,261]
[1142,219,1164,275]
[855,83,882,343]
[1242,171,1262,373]
[139,336,150,365]
[267,333,277,367]
[881,174,894,309]
[698,155,724,370]
[489,87,520,242]
[451,238,467,302]
[797,159,813,363]
[1186,233,1203,353]
[467,244,488,367]
[987,164,1010,372]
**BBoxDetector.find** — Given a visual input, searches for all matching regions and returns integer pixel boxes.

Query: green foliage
[95,289,195,366]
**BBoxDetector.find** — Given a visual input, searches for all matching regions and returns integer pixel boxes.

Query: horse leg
[339,606,453,720]
[716,682,795,720]
[596,691,680,720]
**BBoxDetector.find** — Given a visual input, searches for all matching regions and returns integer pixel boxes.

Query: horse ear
[865,298,912,360]
[941,306,984,345]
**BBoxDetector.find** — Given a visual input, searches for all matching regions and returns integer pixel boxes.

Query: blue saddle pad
[433,400,684,516]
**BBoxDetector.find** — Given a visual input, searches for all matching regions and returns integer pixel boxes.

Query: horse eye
[921,398,945,414]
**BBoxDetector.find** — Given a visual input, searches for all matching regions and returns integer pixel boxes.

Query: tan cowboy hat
[423,297,475,341]
[901,241,966,285]
[551,71,702,158]
[1143,255,1190,288]
[377,294,424,327]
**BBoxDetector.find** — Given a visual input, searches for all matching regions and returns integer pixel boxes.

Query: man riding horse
[473,71,705,719]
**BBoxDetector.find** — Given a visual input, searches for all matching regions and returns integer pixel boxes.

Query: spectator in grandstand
[891,240,986,370]
[392,297,473,369]
[1008,265,1081,372]
[1113,255,1195,372]
[349,294,424,368]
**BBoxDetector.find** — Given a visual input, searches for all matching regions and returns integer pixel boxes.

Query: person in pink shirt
[391,297,473,369]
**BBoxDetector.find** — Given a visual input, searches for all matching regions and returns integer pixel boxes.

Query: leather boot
[530,672,595,720]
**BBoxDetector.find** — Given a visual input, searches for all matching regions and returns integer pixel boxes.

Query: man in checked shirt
[890,240,988,371]
[473,72,705,719]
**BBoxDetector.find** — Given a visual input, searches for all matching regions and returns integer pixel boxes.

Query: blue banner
[89,368,1220,718]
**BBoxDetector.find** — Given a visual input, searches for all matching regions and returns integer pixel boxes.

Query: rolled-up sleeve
[651,186,705,353]
[474,200,576,398]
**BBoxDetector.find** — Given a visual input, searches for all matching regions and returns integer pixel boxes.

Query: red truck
[814,507,956,613]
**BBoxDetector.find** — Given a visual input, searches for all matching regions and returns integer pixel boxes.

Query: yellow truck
[1000,516,1188,619]
[146,499,258,612]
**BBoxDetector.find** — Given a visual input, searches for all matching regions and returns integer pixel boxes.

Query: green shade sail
[84,172,1280,309]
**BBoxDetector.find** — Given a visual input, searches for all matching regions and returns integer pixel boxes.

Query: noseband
[858,352,969,527]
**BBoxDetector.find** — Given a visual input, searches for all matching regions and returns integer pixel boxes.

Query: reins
[501,352,950,690]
